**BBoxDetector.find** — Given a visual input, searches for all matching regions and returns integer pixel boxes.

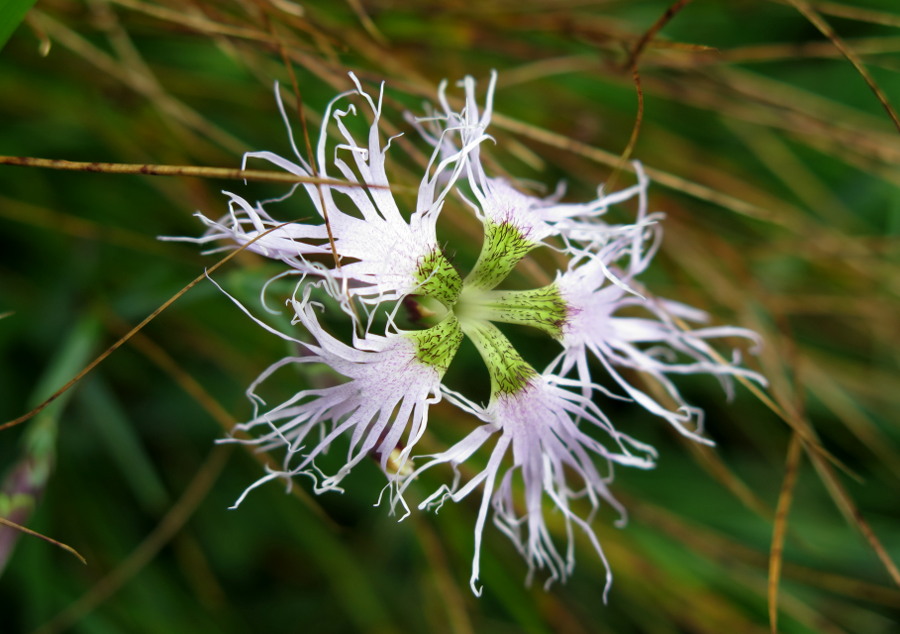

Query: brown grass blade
[32,445,232,634]
[0,516,86,565]
[0,155,366,186]
[809,450,900,588]
[803,363,900,481]
[612,0,693,187]
[666,309,858,482]
[0,221,301,433]
[344,0,387,46]
[491,113,787,225]
[410,514,475,634]
[636,498,900,606]
[118,323,339,529]
[769,432,804,634]
[779,0,900,29]
[0,195,176,258]
[109,0,275,43]
[623,0,694,71]
[686,441,772,518]
[33,9,247,154]
[787,0,900,133]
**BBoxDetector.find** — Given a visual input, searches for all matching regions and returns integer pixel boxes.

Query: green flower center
[463,219,535,291]
[410,219,567,398]
[409,314,464,372]
[415,249,462,307]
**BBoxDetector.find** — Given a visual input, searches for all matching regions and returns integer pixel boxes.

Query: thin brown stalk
[808,451,900,588]
[0,222,298,434]
[0,516,87,565]
[606,64,643,193]
[769,432,803,634]
[686,442,772,518]
[492,112,788,225]
[33,9,247,154]
[0,195,177,258]
[31,446,232,634]
[803,364,900,481]
[668,313,858,481]
[344,0,387,46]
[636,499,900,607]
[252,0,358,325]
[787,0,900,133]
[411,515,474,634]
[623,0,694,70]
[109,0,276,43]
[119,328,236,431]
[775,0,900,29]
[648,36,900,67]
[119,324,338,529]
[0,155,369,186]
[254,2,329,222]
[611,0,692,189]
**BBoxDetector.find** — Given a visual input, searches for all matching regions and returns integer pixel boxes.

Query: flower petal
[225,304,462,502]
[405,376,655,595]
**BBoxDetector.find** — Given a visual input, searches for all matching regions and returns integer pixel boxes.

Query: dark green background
[1,1,898,633]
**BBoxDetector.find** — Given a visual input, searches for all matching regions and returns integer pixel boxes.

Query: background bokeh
[1,1,899,632]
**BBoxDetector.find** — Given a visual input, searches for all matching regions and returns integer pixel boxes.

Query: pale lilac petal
[406,376,655,595]
[415,72,655,249]
[170,76,479,307]
[225,304,448,501]
[554,244,766,443]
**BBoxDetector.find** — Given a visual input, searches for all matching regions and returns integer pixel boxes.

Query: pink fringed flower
[401,370,656,597]
[179,71,765,599]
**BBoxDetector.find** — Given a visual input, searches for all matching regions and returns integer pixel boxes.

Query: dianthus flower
[179,72,765,597]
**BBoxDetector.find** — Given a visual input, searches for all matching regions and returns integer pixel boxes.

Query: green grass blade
[0,0,37,52]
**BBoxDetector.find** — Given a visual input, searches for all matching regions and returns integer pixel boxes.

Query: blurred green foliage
[1,1,899,633]
[0,0,36,51]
